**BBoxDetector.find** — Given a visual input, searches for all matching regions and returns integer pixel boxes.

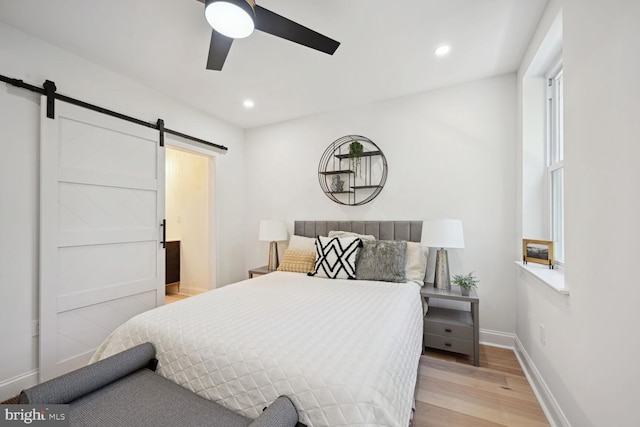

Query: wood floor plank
[479,347,527,377]
[418,389,548,427]
[165,293,189,304]
[413,401,505,427]
[504,374,542,395]
[419,366,537,402]
[419,356,509,386]
[414,345,549,427]
[417,375,547,420]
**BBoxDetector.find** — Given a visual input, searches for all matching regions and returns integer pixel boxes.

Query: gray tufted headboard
[294,220,423,242]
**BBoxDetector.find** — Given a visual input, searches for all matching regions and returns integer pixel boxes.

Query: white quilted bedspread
[91,272,423,427]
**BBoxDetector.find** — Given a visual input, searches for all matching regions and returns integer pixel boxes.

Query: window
[547,62,564,264]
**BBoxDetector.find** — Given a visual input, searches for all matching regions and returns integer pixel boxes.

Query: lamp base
[267,241,279,271]
[433,248,451,290]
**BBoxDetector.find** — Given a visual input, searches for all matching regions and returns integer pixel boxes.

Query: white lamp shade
[205,0,255,39]
[258,220,288,242]
[420,219,465,249]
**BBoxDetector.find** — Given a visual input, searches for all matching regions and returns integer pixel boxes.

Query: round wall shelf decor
[318,135,388,206]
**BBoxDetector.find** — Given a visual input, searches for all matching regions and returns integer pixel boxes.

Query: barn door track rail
[0,74,228,152]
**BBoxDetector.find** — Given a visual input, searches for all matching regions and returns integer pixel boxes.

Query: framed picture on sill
[522,239,554,269]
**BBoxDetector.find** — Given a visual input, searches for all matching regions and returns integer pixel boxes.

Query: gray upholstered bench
[20,343,302,427]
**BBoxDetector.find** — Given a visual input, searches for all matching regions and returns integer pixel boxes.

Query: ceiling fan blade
[254,5,340,55]
[207,30,233,71]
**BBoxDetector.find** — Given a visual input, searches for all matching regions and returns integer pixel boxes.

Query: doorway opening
[165,144,216,300]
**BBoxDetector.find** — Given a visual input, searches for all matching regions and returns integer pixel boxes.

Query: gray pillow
[356,240,407,282]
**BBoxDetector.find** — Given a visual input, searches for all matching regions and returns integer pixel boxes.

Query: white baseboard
[0,370,38,401]
[479,328,516,348]
[514,336,571,427]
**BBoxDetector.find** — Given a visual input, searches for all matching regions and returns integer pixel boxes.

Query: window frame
[546,58,564,266]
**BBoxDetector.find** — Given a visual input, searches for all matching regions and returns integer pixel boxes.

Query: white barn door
[39,101,165,381]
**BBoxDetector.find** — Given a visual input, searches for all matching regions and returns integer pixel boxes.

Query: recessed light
[243,99,255,108]
[434,45,451,56]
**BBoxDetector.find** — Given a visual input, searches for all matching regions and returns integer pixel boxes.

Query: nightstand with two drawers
[420,285,480,366]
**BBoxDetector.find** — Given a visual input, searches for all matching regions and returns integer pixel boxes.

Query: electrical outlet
[32,320,39,337]
[539,324,545,346]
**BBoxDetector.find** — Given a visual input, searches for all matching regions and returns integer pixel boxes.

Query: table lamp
[421,219,465,290]
[258,220,288,271]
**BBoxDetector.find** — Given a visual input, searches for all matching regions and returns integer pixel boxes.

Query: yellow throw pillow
[277,250,316,273]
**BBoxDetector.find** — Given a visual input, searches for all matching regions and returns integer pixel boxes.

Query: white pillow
[287,235,316,252]
[328,230,376,241]
[405,242,429,286]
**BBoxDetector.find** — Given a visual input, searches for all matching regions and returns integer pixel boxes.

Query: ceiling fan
[197,0,340,70]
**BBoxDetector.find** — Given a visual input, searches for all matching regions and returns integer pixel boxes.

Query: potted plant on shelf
[348,140,363,177]
[452,272,479,296]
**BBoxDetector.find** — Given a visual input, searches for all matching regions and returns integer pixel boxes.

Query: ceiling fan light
[205,0,255,39]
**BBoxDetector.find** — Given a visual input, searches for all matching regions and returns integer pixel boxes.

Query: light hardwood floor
[414,346,549,426]
[165,292,190,304]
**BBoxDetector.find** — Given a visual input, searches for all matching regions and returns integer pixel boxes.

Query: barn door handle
[160,219,166,249]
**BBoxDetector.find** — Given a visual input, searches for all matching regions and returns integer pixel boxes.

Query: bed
[91,221,426,427]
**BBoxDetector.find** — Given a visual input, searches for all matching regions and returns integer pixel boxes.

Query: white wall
[516,1,640,426]
[0,22,246,399]
[245,74,518,337]
[166,147,211,293]
[0,64,40,399]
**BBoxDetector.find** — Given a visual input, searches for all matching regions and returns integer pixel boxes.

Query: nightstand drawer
[424,319,473,340]
[424,307,473,340]
[424,333,473,355]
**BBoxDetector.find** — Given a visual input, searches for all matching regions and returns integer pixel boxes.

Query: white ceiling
[0,0,547,129]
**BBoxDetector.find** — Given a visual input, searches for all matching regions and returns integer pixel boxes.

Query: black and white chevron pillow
[308,236,363,279]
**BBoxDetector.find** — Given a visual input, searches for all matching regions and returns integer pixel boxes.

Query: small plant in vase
[348,140,363,177]
[452,272,479,296]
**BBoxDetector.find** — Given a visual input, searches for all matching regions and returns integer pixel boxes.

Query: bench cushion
[20,343,300,427]
[70,369,251,427]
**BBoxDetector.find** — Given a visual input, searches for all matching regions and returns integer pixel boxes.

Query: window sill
[515,261,569,295]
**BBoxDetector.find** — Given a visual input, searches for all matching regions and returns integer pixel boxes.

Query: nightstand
[248,265,272,278]
[420,285,480,366]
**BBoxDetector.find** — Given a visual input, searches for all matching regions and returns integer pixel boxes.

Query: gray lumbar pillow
[356,240,407,282]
